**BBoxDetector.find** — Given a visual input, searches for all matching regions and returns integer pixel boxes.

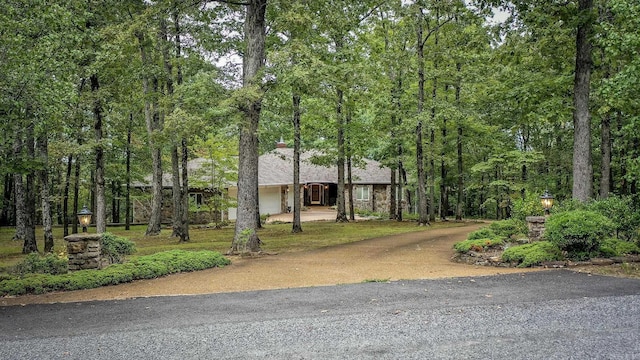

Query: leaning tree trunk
[232,0,267,254]
[292,93,303,233]
[572,0,594,202]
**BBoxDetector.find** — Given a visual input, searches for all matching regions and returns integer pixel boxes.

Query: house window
[189,193,204,208]
[355,186,369,201]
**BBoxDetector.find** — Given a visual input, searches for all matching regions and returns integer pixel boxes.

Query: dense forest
[1,0,638,253]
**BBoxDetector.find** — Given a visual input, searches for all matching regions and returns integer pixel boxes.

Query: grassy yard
[0,220,467,273]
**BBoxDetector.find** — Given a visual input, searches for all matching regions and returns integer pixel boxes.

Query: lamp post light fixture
[77,205,93,233]
[540,190,554,216]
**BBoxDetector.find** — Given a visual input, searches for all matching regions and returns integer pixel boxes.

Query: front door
[310,184,322,205]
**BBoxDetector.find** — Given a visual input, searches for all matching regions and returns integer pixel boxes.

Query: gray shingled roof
[134,148,390,188]
[259,148,390,186]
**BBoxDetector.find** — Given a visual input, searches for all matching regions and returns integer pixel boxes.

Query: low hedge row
[0,250,230,297]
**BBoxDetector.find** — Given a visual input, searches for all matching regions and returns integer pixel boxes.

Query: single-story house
[133,142,393,223]
[226,142,393,220]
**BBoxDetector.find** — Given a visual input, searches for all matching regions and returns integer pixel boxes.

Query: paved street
[1,270,639,359]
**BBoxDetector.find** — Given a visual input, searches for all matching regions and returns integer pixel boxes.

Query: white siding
[260,186,281,215]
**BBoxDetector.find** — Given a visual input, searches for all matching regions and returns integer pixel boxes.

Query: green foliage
[599,238,640,257]
[585,196,640,241]
[467,228,497,240]
[511,196,545,220]
[488,219,527,239]
[14,253,68,276]
[101,232,136,264]
[545,210,615,260]
[0,250,230,297]
[501,241,563,268]
[454,237,504,253]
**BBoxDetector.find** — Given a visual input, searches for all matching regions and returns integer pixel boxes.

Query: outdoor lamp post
[77,205,93,233]
[540,190,554,216]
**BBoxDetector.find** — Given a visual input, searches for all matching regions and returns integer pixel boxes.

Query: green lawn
[0,220,467,273]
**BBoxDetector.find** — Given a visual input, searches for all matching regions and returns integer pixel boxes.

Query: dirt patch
[0,222,543,306]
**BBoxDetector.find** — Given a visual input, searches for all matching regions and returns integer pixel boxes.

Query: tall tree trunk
[599,113,611,199]
[346,107,355,221]
[125,115,131,230]
[180,138,190,241]
[170,144,182,238]
[390,163,397,220]
[160,16,183,240]
[455,63,463,221]
[2,175,14,226]
[12,131,25,242]
[347,156,354,221]
[335,87,348,222]
[63,154,72,236]
[73,151,80,234]
[22,121,37,253]
[174,9,189,242]
[137,31,163,236]
[38,134,54,252]
[440,102,448,221]
[232,0,267,253]
[572,0,594,202]
[416,10,429,225]
[292,93,303,233]
[91,74,106,233]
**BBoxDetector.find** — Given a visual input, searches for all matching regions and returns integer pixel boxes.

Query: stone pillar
[525,216,547,242]
[64,233,103,271]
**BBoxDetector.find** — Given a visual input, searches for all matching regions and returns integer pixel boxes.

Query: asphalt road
[1,270,639,359]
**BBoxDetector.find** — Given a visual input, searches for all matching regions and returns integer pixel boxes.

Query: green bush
[545,210,614,260]
[502,241,563,268]
[14,253,68,276]
[586,196,640,241]
[599,238,640,257]
[454,237,504,253]
[467,228,498,240]
[101,232,136,264]
[0,250,230,297]
[488,219,527,238]
[511,196,545,220]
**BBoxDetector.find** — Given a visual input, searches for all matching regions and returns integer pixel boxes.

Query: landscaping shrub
[0,250,230,297]
[545,210,614,260]
[14,253,68,276]
[511,197,545,220]
[467,228,497,240]
[454,237,504,253]
[488,219,527,239]
[101,232,136,264]
[586,196,640,241]
[599,238,640,257]
[501,241,563,268]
